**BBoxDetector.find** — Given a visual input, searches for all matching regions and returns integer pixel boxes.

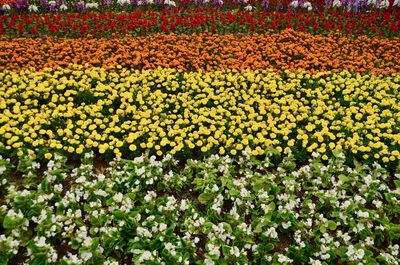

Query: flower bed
[0,0,399,263]
[0,67,399,167]
[1,10,399,37]
[1,30,400,73]
[0,152,399,264]
[1,0,400,14]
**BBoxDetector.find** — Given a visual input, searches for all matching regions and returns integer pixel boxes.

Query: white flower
[86,2,99,9]
[231,246,240,257]
[48,0,56,6]
[356,210,369,218]
[264,227,278,238]
[207,244,221,258]
[277,254,293,263]
[303,1,312,11]
[367,0,378,6]
[113,192,123,203]
[289,0,298,7]
[355,249,365,259]
[332,0,341,7]
[2,4,11,10]
[164,0,176,6]
[309,258,322,265]
[282,221,292,229]
[346,245,355,257]
[81,252,93,261]
[28,4,39,12]
[204,259,215,265]
[179,199,188,211]
[117,0,130,5]
[138,251,153,262]
[379,0,389,8]
[36,237,47,247]
[394,0,400,7]
[0,165,6,174]
[244,4,253,11]
[59,4,68,10]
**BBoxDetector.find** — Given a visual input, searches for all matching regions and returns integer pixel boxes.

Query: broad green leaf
[327,221,337,230]
[198,192,213,204]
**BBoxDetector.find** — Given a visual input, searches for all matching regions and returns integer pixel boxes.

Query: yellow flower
[218,147,225,155]
[129,144,137,151]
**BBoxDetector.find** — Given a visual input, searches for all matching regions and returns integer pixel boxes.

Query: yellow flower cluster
[0,66,399,162]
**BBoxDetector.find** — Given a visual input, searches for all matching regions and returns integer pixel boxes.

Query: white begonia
[144,191,157,202]
[138,251,153,263]
[365,237,374,245]
[36,236,47,247]
[309,258,322,265]
[231,246,240,257]
[379,0,389,8]
[60,4,67,9]
[113,192,123,203]
[356,210,369,218]
[303,1,312,10]
[277,254,293,263]
[332,0,341,7]
[289,0,298,7]
[204,259,215,265]
[28,4,39,12]
[207,244,221,258]
[244,4,253,11]
[282,221,292,229]
[164,0,176,6]
[264,227,278,238]
[0,165,6,174]
[394,0,400,6]
[180,199,189,211]
[2,4,11,10]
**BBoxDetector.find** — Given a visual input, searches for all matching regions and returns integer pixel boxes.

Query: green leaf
[222,245,230,256]
[319,225,327,233]
[254,222,264,234]
[268,202,276,211]
[338,174,349,183]
[327,221,337,231]
[91,237,100,252]
[231,9,239,15]
[394,180,400,189]
[2,216,14,229]
[30,255,47,265]
[222,223,232,233]
[332,148,343,157]
[71,239,80,250]
[198,192,213,204]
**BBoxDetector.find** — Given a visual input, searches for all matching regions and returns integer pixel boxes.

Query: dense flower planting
[1,0,399,262]
[0,152,399,264]
[1,30,400,73]
[0,67,399,167]
[1,0,400,13]
[1,10,400,37]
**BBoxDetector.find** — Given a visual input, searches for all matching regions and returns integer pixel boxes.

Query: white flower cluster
[288,0,313,11]
[0,152,398,264]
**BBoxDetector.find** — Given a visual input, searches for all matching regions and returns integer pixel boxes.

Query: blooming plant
[0,67,399,167]
[0,9,399,37]
[0,151,399,264]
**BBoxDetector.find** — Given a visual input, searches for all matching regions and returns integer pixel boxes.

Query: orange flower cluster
[0,0,14,5]
[1,29,399,74]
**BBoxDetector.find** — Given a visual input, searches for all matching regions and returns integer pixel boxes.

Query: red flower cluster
[0,9,399,37]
